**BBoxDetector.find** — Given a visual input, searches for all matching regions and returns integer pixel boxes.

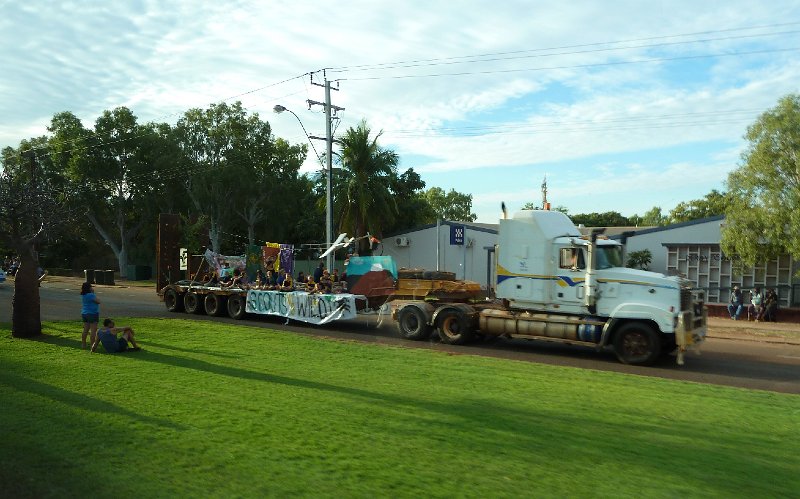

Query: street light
[273,104,333,271]
[272,105,322,162]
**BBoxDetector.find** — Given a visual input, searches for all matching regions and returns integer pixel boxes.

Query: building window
[666,244,793,306]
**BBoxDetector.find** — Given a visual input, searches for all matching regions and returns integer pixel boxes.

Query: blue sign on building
[450,224,465,245]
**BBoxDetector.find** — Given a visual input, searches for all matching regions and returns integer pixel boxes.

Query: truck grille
[680,289,692,311]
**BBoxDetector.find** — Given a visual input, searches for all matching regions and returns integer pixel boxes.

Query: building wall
[622,216,795,306]
[623,217,725,273]
[382,222,498,288]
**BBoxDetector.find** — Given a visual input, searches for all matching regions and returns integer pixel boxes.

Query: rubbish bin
[94,270,106,285]
[104,270,116,286]
[83,269,95,284]
[126,265,152,281]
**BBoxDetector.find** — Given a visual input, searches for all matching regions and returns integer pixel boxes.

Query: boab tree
[0,143,72,337]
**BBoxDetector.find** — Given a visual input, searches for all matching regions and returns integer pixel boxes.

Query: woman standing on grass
[80,282,100,349]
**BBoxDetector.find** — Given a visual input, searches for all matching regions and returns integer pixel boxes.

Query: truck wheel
[204,293,226,316]
[227,295,247,320]
[397,306,432,340]
[613,322,661,365]
[437,310,474,345]
[184,292,204,314]
[164,288,184,313]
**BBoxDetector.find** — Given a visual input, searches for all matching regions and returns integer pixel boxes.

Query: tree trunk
[12,249,42,338]
[209,221,221,253]
[86,211,124,274]
[117,245,128,281]
[86,211,139,278]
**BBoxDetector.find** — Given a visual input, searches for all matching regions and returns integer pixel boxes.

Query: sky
[1,0,799,223]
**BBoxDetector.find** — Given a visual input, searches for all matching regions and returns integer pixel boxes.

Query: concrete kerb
[9,275,154,290]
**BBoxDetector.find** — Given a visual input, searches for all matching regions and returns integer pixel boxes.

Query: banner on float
[245,290,360,324]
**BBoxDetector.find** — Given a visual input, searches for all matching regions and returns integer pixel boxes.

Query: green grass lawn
[1,319,798,498]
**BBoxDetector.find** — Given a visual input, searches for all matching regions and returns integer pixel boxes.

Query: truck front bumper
[675,308,707,364]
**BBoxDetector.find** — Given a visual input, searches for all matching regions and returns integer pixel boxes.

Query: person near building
[748,287,763,321]
[727,285,743,320]
[761,289,779,322]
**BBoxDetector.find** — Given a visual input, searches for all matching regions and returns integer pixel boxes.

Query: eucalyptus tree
[722,93,800,266]
[175,102,264,253]
[423,186,477,222]
[48,107,154,277]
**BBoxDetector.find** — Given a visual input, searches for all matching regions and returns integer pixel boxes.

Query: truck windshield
[596,246,623,269]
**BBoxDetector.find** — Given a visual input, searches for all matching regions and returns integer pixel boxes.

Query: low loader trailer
[159,210,706,366]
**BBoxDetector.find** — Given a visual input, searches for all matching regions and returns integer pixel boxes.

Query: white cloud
[2,0,799,221]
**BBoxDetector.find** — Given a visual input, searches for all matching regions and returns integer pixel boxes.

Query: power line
[329,21,800,72]
[384,108,764,135]
[338,47,799,81]
[331,29,800,74]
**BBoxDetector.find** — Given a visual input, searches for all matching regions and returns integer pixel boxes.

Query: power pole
[308,70,344,271]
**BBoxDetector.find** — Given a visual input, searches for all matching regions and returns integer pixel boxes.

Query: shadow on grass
[143,340,240,359]
[146,349,799,494]
[30,331,84,350]
[6,329,799,495]
[0,371,185,430]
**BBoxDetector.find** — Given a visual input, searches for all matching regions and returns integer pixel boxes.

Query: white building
[386,215,798,307]
[618,215,796,306]
[382,221,499,288]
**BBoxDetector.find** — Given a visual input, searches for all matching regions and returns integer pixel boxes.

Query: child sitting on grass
[91,318,141,353]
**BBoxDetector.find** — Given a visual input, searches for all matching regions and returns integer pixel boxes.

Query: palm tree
[334,120,398,253]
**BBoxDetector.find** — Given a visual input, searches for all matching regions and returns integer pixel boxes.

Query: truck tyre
[227,295,247,320]
[437,310,474,345]
[613,322,661,365]
[164,288,184,313]
[204,293,226,316]
[184,292,204,314]
[396,306,432,340]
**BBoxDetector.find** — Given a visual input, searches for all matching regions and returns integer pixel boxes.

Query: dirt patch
[707,317,800,344]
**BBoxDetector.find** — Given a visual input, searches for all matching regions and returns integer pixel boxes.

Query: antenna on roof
[541,175,551,210]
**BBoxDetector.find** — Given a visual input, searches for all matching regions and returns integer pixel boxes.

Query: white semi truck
[392,209,707,365]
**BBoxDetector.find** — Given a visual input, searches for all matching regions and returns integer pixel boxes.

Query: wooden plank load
[393,277,483,302]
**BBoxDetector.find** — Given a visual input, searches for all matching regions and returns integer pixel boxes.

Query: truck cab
[495,210,706,364]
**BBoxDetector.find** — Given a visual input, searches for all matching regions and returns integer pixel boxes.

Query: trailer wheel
[183,292,204,314]
[613,322,661,365]
[227,295,246,320]
[204,293,227,316]
[164,288,184,313]
[396,306,432,340]
[436,310,474,345]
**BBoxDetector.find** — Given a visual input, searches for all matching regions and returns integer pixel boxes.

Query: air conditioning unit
[395,236,410,247]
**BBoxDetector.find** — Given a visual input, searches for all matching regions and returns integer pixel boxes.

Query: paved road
[2,279,800,394]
